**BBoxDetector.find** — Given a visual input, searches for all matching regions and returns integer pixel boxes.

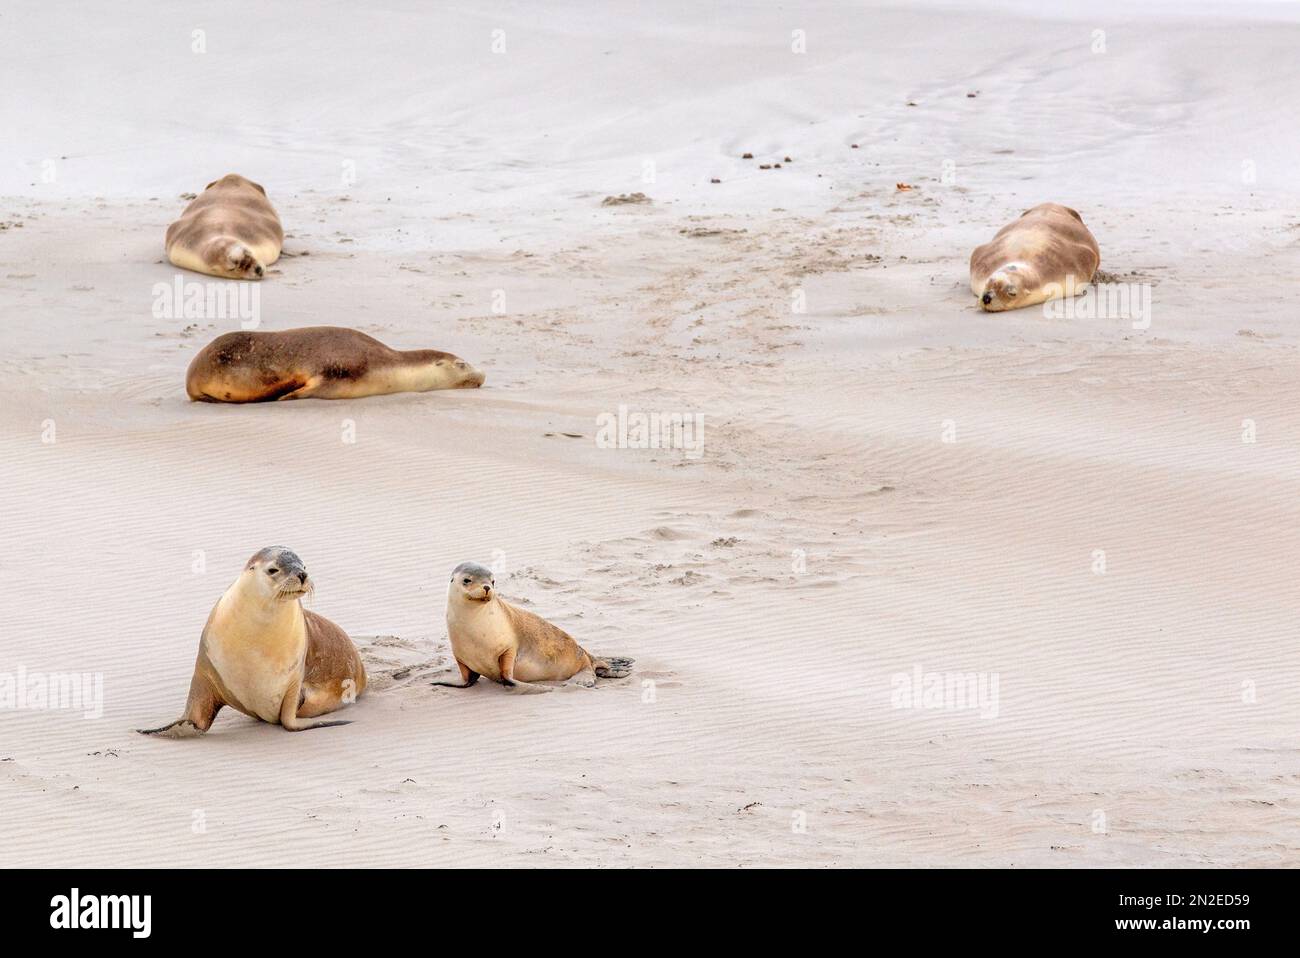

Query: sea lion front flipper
[276,375,322,401]
[256,377,309,402]
[430,660,481,689]
[137,669,224,736]
[136,719,205,738]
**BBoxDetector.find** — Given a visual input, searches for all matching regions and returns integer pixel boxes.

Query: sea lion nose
[483,584,491,594]
[298,571,308,584]
[982,291,993,305]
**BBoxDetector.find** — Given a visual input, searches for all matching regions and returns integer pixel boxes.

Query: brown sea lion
[165,173,284,280]
[185,326,485,402]
[432,562,634,693]
[970,203,1101,311]
[137,547,366,737]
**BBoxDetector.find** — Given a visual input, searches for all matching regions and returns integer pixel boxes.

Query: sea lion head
[979,263,1032,312]
[422,351,485,389]
[206,173,267,196]
[449,358,486,389]
[449,561,495,603]
[204,236,265,280]
[242,546,312,601]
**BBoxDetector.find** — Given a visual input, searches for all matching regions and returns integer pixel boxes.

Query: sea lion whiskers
[276,581,313,602]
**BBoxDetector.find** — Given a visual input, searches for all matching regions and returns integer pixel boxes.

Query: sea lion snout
[449,561,495,601]
[272,560,312,599]
[276,560,309,587]
[979,271,1022,311]
[201,237,266,280]
[225,244,263,280]
[246,546,311,595]
[454,360,486,388]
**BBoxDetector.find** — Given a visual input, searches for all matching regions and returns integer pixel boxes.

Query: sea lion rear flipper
[287,720,352,731]
[278,680,353,730]
[593,655,635,679]
[497,648,554,694]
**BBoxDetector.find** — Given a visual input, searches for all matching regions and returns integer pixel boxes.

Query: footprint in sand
[354,635,449,691]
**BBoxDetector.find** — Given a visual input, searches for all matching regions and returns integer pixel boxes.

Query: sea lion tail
[592,655,635,679]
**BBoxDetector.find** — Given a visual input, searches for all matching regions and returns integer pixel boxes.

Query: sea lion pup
[185,326,486,402]
[970,203,1101,312]
[165,173,283,280]
[138,547,366,737]
[432,562,634,693]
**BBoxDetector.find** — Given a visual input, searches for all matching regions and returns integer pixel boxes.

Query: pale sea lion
[138,547,366,736]
[970,203,1100,312]
[185,326,486,402]
[165,173,283,280]
[432,562,634,693]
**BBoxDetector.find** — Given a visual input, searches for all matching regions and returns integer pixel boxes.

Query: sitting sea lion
[432,562,634,693]
[138,547,366,736]
[185,326,485,402]
[970,203,1101,312]
[166,173,284,280]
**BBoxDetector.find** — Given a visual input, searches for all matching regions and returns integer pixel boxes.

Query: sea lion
[165,173,283,280]
[138,547,366,737]
[970,203,1100,312]
[185,326,486,402]
[432,562,634,693]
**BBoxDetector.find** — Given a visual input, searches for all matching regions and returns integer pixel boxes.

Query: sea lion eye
[267,568,279,576]
[463,578,471,585]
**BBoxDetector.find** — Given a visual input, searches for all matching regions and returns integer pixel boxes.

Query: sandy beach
[1,0,1298,867]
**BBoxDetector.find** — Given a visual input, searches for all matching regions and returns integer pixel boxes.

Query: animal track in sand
[355,634,449,691]
[495,506,898,640]
[601,192,651,206]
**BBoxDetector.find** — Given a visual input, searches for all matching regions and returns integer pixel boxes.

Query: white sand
[1,1,1298,866]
